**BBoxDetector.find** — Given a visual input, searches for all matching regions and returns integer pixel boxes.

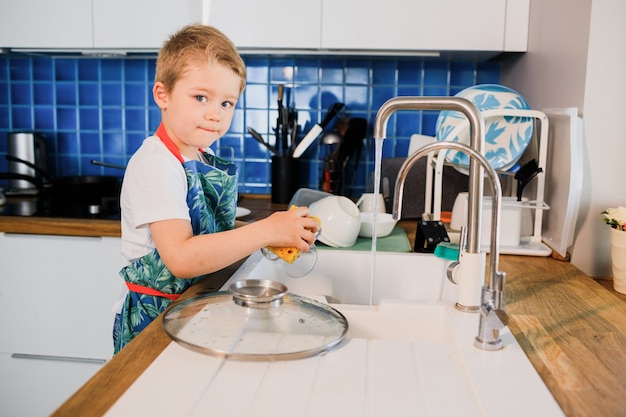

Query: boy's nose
[204,104,221,121]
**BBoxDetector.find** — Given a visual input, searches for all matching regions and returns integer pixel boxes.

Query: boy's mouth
[199,126,218,135]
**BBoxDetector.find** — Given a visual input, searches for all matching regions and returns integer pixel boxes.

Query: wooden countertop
[0,216,121,237]
[18,194,626,417]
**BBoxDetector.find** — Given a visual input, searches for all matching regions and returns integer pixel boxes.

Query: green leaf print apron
[113,124,238,353]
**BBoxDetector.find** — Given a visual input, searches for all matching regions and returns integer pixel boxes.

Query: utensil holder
[271,155,300,204]
[320,157,345,195]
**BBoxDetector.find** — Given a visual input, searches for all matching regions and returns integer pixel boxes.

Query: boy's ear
[153,82,168,109]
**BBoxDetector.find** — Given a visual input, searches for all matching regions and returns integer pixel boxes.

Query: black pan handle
[90,160,126,170]
[5,154,54,182]
[0,172,43,188]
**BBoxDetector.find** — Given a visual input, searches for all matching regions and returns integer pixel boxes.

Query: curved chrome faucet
[394,141,508,350]
[373,97,509,350]
[374,96,484,253]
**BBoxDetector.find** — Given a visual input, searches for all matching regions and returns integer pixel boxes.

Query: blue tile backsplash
[0,54,499,197]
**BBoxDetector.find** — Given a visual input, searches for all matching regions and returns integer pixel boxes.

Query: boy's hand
[263,206,321,255]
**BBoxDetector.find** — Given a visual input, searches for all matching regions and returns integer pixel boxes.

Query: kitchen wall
[0,54,500,197]
[570,0,626,277]
[502,0,626,277]
[501,0,590,111]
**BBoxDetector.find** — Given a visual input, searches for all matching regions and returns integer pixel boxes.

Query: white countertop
[104,301,563,417]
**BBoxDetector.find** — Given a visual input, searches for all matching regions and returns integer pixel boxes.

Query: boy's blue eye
[195,95,206,102]
[221,101,234,108]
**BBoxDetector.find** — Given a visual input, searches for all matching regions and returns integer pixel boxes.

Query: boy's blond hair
[155,24,247,94]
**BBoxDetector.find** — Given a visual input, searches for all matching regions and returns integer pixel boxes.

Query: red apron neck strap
[156,124,208,164]
[156,124,184,163]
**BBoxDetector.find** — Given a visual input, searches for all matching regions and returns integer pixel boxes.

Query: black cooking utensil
[5,154,54,183]
[514,158,543,201]
[292,102,345,158]
[276,84,292,155]
[321,102,345,129]
[0,172,43,189]
[334,117,367,195]
[91,160,126,170]
[248,127,279,155]
[336,117,367,163]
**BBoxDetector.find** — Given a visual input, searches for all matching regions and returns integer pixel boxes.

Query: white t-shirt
[113,135,211,313]
[119,135,190,264]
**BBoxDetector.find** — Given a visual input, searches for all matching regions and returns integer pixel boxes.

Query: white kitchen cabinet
[0,0,202,50]
[0,233,124,417]
[321,0,507,52]
[0,0,528,56]
[0,0,93,49]
[504,0,531,52]
[92,0,202,49]
[211,0,528,55]
[207,0,323,50]
[0,353,103,417]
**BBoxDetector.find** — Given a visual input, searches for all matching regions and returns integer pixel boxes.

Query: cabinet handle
[11,353,107,365]
[3,233,102,241]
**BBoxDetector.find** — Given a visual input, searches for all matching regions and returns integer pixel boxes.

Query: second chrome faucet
[373,96,509,351]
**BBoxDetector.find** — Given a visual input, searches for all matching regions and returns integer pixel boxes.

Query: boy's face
[153,61,241,159]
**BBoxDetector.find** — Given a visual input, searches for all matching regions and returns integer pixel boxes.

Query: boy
[112,25,319,353]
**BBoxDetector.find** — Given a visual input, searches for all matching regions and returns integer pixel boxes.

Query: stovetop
[0,193,121,220]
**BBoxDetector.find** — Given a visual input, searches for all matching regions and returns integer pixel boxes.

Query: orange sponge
[266,206,321,264]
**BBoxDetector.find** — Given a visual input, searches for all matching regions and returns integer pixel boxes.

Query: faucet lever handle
[479,286,509,330]
[459,226,468,253]
[481,303,510,330]
[445,225,470,286]
[494,271,506,292]
[446,261,460,284]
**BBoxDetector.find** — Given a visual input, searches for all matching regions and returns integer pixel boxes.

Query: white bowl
[309,196,361,247]
[358,212,397,238]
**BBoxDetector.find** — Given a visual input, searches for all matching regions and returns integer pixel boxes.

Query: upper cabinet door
[92,0,202,49]
[0,0,93,49]
[321,0,507,52]
[207,0,322,50]
[0,0,527,56]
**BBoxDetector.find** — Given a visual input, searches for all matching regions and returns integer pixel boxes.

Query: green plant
[602,206,626,231]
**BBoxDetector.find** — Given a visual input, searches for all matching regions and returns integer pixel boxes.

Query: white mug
[355,193,386,213]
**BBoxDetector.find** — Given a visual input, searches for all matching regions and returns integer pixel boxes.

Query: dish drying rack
[423,109,553,256]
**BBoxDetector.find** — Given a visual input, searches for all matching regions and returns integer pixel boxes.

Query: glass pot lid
[162,279,348,361]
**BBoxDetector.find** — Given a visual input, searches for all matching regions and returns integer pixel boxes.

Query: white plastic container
[450,192,534,248]
[288,188,332,208]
